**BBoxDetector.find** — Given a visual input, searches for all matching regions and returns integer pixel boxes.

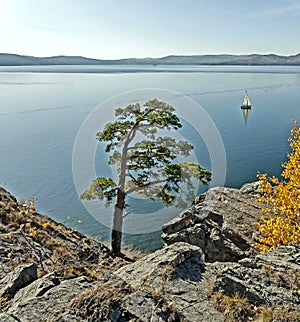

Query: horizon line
[1,52,300,61]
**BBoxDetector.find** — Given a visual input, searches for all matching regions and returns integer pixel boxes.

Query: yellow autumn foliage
[255,122,300,252]
[42,222,51,229]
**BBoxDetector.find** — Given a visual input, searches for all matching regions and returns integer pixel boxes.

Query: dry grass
[255,304,300,322]
[121,243,150,261]
[211,288,300,322]
[71,280,183,321]
[137,284,165,300]
[137,284,182,321]
[206,276,217,297]
[70,280,132,320]
[185,218,195,228]
[212,291,254,322]
[0,195,129,279]
[161,264,175,281]
[0,295,9,306]
[261,264,272,274]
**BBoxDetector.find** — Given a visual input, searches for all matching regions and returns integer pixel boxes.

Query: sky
[0,0,299,59]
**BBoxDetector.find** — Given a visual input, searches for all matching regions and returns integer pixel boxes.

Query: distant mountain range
[1,53,300,66]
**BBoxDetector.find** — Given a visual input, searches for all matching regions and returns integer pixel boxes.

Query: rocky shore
[0,184,299,321]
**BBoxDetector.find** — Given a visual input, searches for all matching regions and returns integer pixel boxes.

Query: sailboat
[241,90,252,109]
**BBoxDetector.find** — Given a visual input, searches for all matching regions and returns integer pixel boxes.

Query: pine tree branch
[125,178,172,194]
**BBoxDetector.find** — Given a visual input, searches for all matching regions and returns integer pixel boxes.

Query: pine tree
[81,99,211,254]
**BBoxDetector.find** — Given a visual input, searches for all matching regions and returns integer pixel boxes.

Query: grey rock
[0,263,37,298]
[255,244,300,271]
[114,242,299,321]
[213,245,300,307]
[0,233,52,280]
[162,186,263,262]
[0,313,19,322]
[11,272,60,305]
[240,181,261,196]
[116,241,202,286]
[120,291,165,322]
[116,242,225,322]
[7,276,92,322]
[49,313,84,321]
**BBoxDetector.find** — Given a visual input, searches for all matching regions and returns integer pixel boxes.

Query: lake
[1,65,300,251]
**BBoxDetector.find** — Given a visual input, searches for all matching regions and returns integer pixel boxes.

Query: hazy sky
[1,0,299,59]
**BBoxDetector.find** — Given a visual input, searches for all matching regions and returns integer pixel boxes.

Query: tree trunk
[111,188,125,255]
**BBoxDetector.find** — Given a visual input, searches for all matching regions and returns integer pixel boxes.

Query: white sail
[242,90,251,107]
[246,93,251,106]
[242,96,248,106]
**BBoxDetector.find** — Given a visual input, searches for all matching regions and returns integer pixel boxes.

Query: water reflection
[241,107,251,125]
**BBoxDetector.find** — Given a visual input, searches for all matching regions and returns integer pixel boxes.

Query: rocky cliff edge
[0,183,299,321]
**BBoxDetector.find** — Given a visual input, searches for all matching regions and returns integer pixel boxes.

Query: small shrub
[255,122,300,252]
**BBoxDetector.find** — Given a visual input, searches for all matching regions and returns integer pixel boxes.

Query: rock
[117,241,202,285]
[240,181,261,196]
[109,290,163,322]
[0,233,52,280]
[10,272,60,305]
[0,187,128,280]
[255,244,300,271]
[162,186,263,262]
[69,242,299,321]
[0,313,19,322]
[7,276,92,322]
[115,243,299,321]
[0,186,129,321]
[212,245,300,308]
[0,263,37,298]
[1,185,298,321]
[115,242,225,322]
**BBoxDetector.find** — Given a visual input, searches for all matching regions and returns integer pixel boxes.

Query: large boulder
[114,242,225,322]
[70,242,225,321]
[162,184,263,262]
[0,262,93,322]
[10,272,60,305]
[6,275,92,322]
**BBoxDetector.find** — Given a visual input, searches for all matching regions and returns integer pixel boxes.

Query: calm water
[1,65,300,251]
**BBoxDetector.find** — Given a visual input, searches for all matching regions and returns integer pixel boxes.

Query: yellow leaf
[42,222,51,229]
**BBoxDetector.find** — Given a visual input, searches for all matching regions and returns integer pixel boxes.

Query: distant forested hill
[0,53,300,66]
